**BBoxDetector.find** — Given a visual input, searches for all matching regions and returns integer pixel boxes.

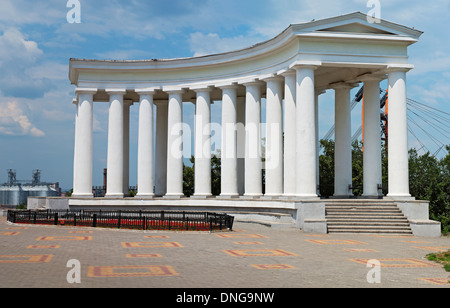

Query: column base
[191,194,214,199]
[104,193,124,199]
[279,195,297,200]
[385,194,415,201]
[71,194,94,199]
[240,194,263,200]
[163,194,184,199]
[294,194,320,200]
[216,194,240,199]
[360,194,383,199]
[135,194,155,199]
[261,195,282,200]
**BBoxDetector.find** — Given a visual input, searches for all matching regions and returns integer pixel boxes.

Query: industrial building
[0,170,61,207]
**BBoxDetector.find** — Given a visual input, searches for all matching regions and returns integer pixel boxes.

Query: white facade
[69,12,422,202]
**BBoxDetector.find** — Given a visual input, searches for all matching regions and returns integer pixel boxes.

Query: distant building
[0,170,61,207]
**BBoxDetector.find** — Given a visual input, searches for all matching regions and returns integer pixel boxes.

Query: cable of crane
[408,127,428,153]
[407,101,450,128]
[407,115,444,150]
[407,98,450,116]
[408,108,450,140]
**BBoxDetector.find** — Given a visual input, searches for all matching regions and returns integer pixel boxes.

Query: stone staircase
[325,201,413,235]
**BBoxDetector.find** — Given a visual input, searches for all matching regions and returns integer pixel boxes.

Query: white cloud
[0,28,42,66]
[0,101,45,137]
[0,28,47,98]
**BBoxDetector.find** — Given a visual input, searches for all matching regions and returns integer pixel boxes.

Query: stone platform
[27,196,442,237]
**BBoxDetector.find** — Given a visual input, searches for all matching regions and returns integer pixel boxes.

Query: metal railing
[7,209,234,232]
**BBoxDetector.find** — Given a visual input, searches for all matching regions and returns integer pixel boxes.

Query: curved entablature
[69,12,421,97]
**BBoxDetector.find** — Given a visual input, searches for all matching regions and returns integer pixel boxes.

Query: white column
[123,100,132,196]
[155,100,168,196]
[387,67,412,199]
[193,88,212,197]
[243,81,263,197]
[293,64,319,198]
[136,90,155,198]
[332,83,354,197]
[105,89,126,198]
[315,90,324,195]
[236,96,246,196]
[282,71,296,196]
[220,85,239,197]
[72,89,95,198]
[263,76,284,197]
[362,78,382,197]
[165,90,184,198]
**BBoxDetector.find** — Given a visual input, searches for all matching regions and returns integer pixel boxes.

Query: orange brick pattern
[0,232,20,236]
[126,253,163,258]
[223,249,298,257]
[349,258,441,268]
[0,255,53,263]
[251,264,297,270]
[121,242,183,248]
[215,234,268,238]
[36,236,92,241]
[87,265,179,277]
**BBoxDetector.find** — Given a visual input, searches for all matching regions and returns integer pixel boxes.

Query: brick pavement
[0,216,449,289]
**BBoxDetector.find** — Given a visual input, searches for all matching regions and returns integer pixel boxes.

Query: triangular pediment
[318,22,395,35]
[291,12,423,40]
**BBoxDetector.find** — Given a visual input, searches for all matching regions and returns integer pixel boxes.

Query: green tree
[211,154,221,196]
[351,140,364,197]
[318,139,334,197]
[183,156,195,197]
[182,153,222,197]
[409,147,450,234]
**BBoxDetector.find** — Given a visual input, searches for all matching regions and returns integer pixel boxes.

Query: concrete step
[328,228,413,235]
[327,217,409,224]
[325,202,413,235]
[327,221,409,226]
[325,205,400,210]
[327,212,403,216]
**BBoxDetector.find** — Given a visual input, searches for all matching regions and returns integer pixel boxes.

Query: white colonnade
[71,64,412,201]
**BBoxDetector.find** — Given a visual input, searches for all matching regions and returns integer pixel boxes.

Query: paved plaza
[0,216,449,289]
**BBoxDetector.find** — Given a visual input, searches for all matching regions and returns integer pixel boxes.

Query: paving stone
[0,217,448,289]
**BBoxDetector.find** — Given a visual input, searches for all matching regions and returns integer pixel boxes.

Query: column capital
[135,87,160,95]
[315,88,327,96]
[259,73,284,82]
[162,86,186,95]
[191,85,214,93]
[75,88,97,95]
[217,82,239,90]
[358,73,386,82]
[289,60,322,70]
[105,88,127,95]
[239,78,265,87]
[277,68,296,77]
[386,64,414,73]
[329,82,359,90]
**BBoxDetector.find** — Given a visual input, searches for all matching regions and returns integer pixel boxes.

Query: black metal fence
[7,209,234,232]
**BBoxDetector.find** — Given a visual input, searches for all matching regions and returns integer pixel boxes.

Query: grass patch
[426,250,450,272]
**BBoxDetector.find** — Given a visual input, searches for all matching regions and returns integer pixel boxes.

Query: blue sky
[0,0,449,189]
